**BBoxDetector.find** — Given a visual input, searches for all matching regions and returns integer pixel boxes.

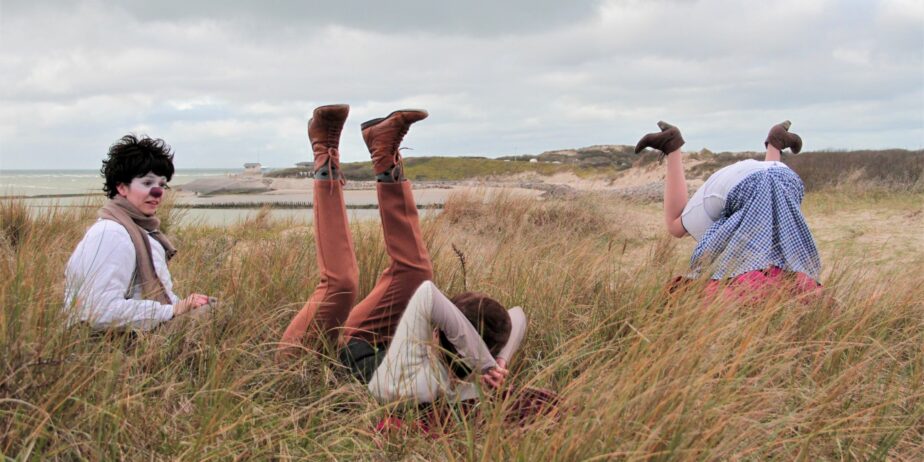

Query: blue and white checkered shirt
[689,167,821,281]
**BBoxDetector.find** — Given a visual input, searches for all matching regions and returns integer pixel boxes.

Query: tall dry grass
[683,149,924,193]
[1,190,922,460]
[785,150,924,193]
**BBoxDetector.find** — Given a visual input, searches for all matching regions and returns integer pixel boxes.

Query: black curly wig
[101,134,175,199]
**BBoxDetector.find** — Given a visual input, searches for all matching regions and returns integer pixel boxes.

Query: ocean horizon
[0,168,241,197]
[0,168,394,225]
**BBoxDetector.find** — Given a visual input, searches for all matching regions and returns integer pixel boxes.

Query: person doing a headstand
[635,120,822,299]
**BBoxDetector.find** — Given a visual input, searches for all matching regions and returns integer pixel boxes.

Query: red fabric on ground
[703,266,822,302]
[669,266,822,304]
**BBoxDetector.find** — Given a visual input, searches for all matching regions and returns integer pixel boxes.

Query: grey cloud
[1,0,921,170]
[4,0,604,36]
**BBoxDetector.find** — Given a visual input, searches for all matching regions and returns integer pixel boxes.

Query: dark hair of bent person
[101,134,176,198]
[439,292,511,379]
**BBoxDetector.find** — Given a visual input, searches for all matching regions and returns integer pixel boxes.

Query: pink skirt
[670,266,822,303]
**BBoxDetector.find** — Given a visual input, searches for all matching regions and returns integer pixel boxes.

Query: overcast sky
[1,0,921,170]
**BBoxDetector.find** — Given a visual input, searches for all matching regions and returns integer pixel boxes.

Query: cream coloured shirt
[367,281,527,404]
[63,219,179,330]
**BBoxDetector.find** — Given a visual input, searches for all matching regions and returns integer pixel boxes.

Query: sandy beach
[174,177,546,207]
[165,155,714,216]
[4,157,714,225]
[172,154,716,206]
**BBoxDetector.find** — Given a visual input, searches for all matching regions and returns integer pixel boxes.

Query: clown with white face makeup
[64,134,211,331]
[119,172,168,216]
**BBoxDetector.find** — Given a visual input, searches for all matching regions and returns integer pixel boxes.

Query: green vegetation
[269,149,924,189]
[404,156,564,181]
[1,181,922,459]
[267,157,567,181]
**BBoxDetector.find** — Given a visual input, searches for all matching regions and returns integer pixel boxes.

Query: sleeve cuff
[162,304,176,321]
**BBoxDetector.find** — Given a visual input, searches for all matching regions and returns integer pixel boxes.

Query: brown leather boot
[361,109,428,182]
[765,120,803,154]
[635,121,685,155]
[308,104,350,180]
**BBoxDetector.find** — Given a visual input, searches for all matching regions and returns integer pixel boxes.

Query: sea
[0,168,234,197]
[0,169,383,225]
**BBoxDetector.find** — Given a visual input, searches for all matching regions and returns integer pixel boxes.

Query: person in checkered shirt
[635,121,822,299]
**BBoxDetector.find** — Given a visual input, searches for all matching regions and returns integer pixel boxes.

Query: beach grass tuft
[1,187,922,460]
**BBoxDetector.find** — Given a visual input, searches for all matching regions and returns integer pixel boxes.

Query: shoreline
[1,154,724,208]
[5,199,444,210]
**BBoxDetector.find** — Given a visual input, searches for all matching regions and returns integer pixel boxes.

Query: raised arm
[497,307,527,364]
[427,283,498,374]
[636,121,689,238]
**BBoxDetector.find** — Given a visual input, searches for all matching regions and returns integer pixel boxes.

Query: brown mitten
[635,121,685,155]
[764,120,803,154]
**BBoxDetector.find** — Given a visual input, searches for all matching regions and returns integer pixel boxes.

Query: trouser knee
[327,272,359,301]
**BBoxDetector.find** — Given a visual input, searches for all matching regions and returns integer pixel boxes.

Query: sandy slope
[173,156,712,207]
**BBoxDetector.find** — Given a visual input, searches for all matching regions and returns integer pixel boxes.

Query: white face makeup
[116,172,169,216]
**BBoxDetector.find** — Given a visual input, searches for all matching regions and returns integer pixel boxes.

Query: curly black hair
[101,134,175,198]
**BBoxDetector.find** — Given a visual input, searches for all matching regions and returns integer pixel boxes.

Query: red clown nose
[150,187,164,198]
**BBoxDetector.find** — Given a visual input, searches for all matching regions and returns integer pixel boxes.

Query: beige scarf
[98,196,177,304]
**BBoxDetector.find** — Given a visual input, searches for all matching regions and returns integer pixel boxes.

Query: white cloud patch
[832,47,872,67]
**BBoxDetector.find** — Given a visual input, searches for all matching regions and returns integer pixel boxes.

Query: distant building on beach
[295,161,313,169]
[243,162,262,175]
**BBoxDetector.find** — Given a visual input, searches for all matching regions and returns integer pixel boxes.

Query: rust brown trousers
[280,179,434,348]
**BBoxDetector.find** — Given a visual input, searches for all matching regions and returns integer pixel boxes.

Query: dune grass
[1,188,922,460]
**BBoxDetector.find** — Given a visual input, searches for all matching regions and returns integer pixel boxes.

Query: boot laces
[321,123,345,190]
[325,124,342,174]
[390,125,410,171]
